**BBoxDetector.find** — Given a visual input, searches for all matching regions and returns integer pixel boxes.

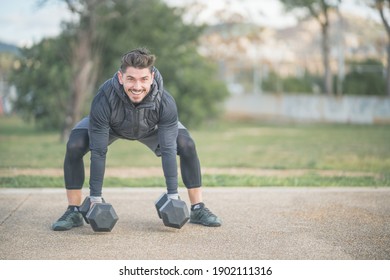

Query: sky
[0,0,382,48]
[0,1,76,47]
[164,0,298,27]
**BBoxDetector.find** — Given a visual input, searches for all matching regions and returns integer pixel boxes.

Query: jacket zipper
[133,108,139,136]
[131,103,155,136]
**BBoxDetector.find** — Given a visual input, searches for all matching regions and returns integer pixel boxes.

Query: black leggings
[64,129,202,190]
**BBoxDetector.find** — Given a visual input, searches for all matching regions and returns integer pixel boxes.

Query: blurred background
[1,0,389,140]
[1,0,389,188]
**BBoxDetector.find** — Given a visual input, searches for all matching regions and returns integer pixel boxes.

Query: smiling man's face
[118,67,154,104]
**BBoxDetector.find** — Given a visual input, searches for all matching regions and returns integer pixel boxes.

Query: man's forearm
[161,152,178,194]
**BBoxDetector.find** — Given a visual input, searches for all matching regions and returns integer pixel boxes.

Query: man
[52,48,221,231]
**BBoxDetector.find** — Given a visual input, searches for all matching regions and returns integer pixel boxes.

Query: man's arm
[158,92,179,195]
[89,92,111,197]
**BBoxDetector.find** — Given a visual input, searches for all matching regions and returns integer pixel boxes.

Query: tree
[11,0,229,137]
[366,0,390,96]
[11,35,72,129]
[0,45,20,115]
[343,58,386,95]
[11,0,107,140]
[60,0,107,141]
[94,0,229,127]
[280,0,340,95]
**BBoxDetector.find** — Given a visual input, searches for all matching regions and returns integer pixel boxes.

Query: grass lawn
[0,116,389,187]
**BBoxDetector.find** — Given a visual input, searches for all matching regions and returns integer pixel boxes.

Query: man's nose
[133,80,142,89]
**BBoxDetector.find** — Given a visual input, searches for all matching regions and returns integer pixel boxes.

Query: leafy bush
[342,58,386,96]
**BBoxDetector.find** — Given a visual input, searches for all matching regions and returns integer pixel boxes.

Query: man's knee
[66,130,89,159]
[177,132,197,156]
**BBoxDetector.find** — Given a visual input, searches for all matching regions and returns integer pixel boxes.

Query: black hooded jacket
[88,67,178,196]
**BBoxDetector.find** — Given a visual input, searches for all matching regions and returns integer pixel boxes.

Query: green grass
[0,117,66,168]
[1,174,389,188]
[1,116,390,187]
[193,121,390,173]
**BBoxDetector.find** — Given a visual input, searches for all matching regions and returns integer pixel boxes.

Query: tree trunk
[336,6,345,96]
[61,30,98,142]
[60,1,101,142]
[387,43,390,97]
[321,18,332,95]
[377,1,390,96]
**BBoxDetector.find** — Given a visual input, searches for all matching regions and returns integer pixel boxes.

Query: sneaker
[51,207,84,231]
[190,203,222,227]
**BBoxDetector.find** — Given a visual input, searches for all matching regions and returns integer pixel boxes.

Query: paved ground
[0,187,389,260]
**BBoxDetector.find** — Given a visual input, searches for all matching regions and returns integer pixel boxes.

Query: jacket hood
[111,66,164,104]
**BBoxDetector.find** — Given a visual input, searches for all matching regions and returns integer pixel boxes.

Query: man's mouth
[130,89,144,95]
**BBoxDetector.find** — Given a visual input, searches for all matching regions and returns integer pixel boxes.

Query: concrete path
[1,187,389,260]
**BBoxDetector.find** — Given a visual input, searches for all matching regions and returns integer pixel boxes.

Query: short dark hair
[120,47,156,73]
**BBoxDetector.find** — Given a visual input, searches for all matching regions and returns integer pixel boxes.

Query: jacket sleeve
[158,92,179,194]
[88,90,111,197]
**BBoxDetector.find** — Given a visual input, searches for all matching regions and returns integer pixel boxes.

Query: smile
[130,89,144,95]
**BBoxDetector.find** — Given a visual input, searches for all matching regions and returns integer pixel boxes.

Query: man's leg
[67,189,83,206]
[187,188,202,205]
[138,125,221,226]
[62,117,121,205]
[52,127,90,231]
[177,128,221,227]
[63,128,90,204]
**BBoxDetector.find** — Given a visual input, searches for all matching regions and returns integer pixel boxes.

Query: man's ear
[117,70,123,85]
[151,71,155,85]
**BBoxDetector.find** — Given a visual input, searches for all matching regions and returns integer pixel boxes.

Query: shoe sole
[52,226,72,231]
[189,220,221,227]
[52,221,83,231]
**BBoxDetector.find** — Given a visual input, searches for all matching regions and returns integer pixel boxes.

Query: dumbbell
[79,196,119,232]
[154,193,189,229]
